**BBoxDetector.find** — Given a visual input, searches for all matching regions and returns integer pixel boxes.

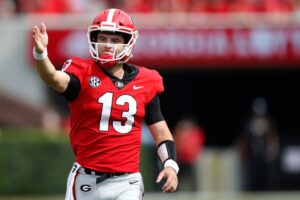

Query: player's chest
[79,74,148,110]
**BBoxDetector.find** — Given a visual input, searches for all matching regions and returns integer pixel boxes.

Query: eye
[111,38,122,43]
[98,37,107,42]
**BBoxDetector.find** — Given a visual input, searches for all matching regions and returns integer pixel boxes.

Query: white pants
[65,163,144,200]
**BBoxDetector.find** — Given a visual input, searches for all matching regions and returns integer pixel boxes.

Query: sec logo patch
[89,76,101,88]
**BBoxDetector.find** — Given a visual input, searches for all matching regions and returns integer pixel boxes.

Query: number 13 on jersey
[98,92,137,134]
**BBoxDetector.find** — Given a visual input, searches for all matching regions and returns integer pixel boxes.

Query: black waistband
[84,168,125,177]
[83,168,126,184]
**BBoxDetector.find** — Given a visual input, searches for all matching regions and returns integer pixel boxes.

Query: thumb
[156,171,165,183]
[40,22,47,34]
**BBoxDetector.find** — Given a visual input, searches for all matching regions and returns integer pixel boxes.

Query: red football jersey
[63,57,164,172]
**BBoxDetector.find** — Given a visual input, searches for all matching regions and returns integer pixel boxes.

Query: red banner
[34,27,300,69]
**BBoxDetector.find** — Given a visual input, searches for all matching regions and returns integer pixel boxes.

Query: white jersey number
[98,92,137,134]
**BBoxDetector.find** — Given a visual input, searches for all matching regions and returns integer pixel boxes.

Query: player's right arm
[32,23,70,93]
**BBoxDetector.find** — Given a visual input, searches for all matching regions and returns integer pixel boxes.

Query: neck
[106,63,124,79]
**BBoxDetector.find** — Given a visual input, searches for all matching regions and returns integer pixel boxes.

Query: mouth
[100,53,114,60]
[102,52,113,55]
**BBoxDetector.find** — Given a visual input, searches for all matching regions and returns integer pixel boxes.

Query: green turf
[1,192,300,200]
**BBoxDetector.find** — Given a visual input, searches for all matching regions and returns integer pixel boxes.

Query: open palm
[32,23,48,53]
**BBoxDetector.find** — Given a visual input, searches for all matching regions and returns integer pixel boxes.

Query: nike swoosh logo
[133,85,144,90]
[129,180,139,184]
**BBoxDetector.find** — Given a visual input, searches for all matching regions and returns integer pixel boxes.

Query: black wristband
[156,140,177,164]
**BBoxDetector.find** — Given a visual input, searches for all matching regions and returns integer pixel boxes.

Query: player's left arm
[148,121,179,193]
[145,72,178,192]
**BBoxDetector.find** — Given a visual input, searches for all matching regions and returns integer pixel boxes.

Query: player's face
[97,33,125,56]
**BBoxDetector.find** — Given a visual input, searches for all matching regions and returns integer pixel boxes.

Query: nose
[102,44,113,53]
[103,42,114,49]
[103,41,112,45]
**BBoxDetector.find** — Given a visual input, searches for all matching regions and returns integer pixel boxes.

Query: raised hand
[32,23,48,53]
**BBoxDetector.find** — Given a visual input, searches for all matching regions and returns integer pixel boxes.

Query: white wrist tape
[164,159,179,174]
[33,47,48,60]
[156,140,179,174]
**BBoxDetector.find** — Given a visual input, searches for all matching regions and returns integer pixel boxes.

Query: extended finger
[40,22,46,33]
[32,28,39,40]
[33,30,41,43]
[32,26,38,34]
[156,171,165,183]
[36,27,42,37]
[32,34,37,41]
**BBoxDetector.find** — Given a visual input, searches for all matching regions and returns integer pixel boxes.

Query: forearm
[36,57,57,83]
[149,121,174,145]
[149,121,179,174]
[35,56,69,93]
[155,133,174,146]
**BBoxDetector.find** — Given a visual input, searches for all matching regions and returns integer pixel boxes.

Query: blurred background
[1,0,300,199]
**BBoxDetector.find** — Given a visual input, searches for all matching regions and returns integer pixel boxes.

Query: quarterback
[32,8,179,200]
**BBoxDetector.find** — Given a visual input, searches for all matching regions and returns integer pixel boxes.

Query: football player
[32,8,179,200]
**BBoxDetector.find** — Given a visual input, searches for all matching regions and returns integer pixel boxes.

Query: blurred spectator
[173,114,205,191]
[64,0,108,13]
[16,0,74,13]
[0,0,17,17]
[201,0,231,13]
[152,0,190,12]
[264,0,295,12]
[119,0,153,13]
[237,97,280,191]
[188,0,208,12]
[3,0,300,14]
[229,0,265,13]
[115,0,299,13]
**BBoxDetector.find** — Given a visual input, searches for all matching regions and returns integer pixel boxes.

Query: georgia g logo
[89,76,101,88]
[80,184,92,192]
